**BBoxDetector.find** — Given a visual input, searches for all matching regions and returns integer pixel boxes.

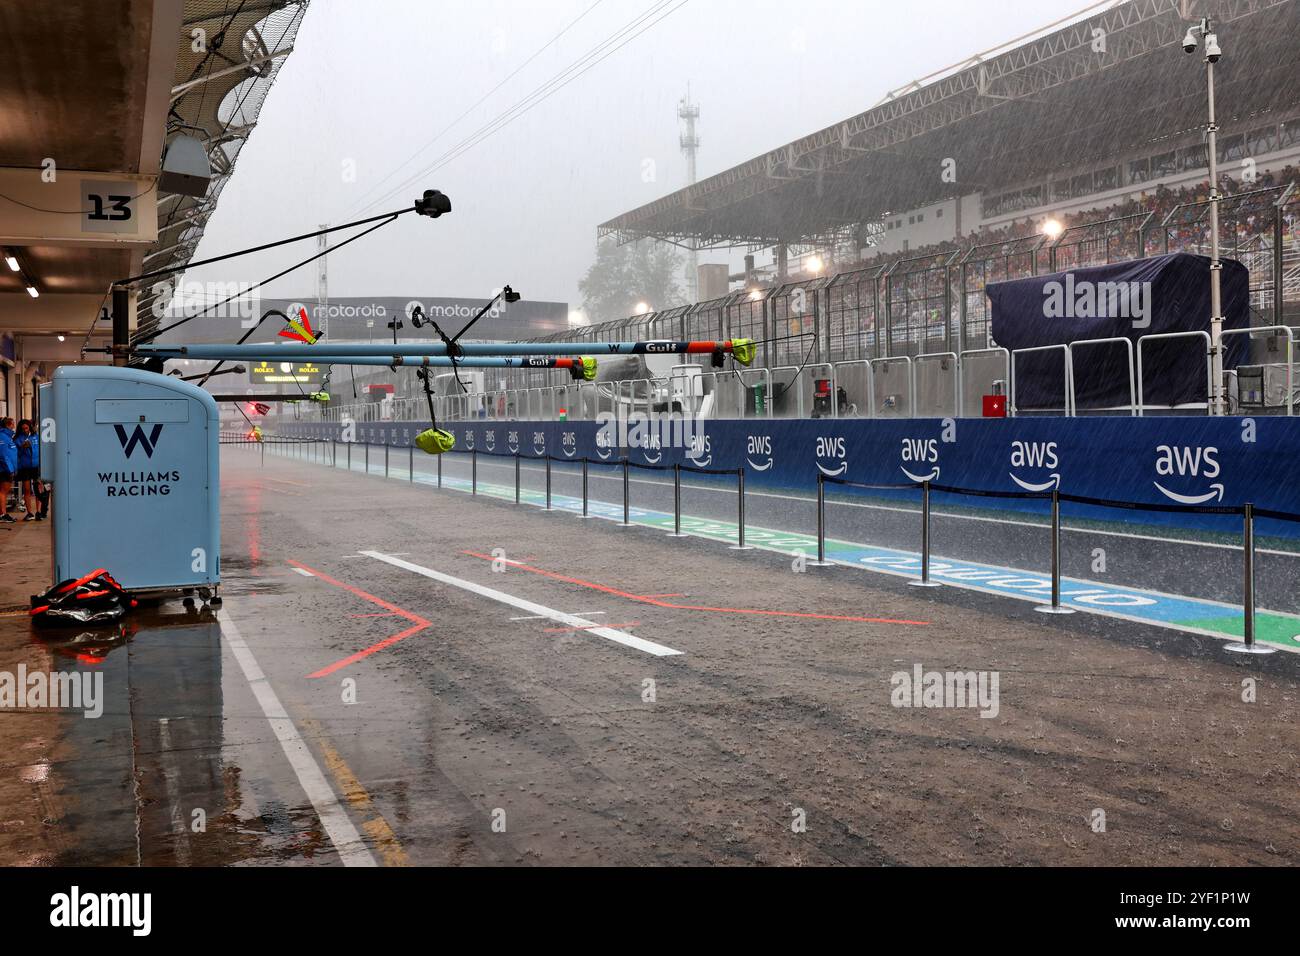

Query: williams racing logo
[114,423,163,459]
[106,424,175,496]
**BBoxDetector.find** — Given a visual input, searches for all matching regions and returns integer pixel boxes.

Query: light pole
[1185,17,1226,415]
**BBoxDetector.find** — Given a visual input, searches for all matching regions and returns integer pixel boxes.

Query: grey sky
[185,0,1094,315]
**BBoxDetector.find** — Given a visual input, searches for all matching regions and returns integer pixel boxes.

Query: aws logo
[484,429,496,452]
[561,431,577,458]
[594,429,614,460]
[115,423,163,459]
[1154,445,1223,504]
[506,430,519,454]
[1008,440,1060,492]
[899,437,940,483]
[686,433,711,468]
[532,431,546,456]
[639,432,663,465]
[463,429,475,451]
[815,435,847,477]
[746,434,773,472]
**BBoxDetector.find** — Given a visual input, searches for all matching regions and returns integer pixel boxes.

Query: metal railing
[292,327,1300,427]
[1136,330,1212,416]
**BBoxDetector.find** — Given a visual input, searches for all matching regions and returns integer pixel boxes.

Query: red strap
[58,568,108,593]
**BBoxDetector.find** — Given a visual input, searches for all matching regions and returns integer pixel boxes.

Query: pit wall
[274,416,1300,538]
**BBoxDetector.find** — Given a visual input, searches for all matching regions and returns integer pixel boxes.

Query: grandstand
[312,0,1300,423]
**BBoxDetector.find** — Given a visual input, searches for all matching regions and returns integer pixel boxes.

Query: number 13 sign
[82,179,138,235]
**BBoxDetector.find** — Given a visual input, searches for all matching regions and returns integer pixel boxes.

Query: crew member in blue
[0,418,16,523]
[15,419,42,521]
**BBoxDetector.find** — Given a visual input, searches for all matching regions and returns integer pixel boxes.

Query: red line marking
[460,552,929,626]
[287,559,433,678]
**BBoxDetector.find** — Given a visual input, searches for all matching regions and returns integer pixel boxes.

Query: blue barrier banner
[279,414,1300,537]
[987,252,1250,409]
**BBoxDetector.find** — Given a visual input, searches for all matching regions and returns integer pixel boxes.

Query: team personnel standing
[0,418,16,523]
[15,419,42,521]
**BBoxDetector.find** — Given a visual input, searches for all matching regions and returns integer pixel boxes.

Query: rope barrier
[1057,491,1243,516]
[930,483,1052,501]
[822,476,919,492]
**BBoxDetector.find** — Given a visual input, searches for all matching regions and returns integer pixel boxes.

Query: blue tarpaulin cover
[987,252,1249,410]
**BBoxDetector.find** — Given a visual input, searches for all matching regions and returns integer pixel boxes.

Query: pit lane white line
[218,609,377,867]
[361,550,682,657]
[510,611,605,620]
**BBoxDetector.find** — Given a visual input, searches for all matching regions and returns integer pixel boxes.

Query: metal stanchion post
[364,442,369,474]
[1228,503,1275,654]
[621,457,631,526]
[409,444,413,482]
[437,451,442,488]
[818,474,826,563]
[384,443,389,478]
[581,458,590,518]
[515,454,520,503]
[810,473,832,566]
[347,442,351,471]
[909,480,942,587]
[472,449,477,496]
[1036,488,1074,614]
[545,457,553,510]
[730,467,753,550]
[668,463,687,537]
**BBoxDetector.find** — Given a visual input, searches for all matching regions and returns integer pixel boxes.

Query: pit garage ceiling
[0,0,308,345]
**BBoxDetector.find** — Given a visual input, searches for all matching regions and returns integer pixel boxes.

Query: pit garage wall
[276,416,1300,538]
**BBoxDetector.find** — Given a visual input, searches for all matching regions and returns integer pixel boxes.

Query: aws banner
[281,415,1300,536]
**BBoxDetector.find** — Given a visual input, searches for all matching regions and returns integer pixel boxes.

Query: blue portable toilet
[44,366,220,597]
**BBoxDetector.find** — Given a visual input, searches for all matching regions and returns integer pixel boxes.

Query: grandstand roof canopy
[599,0,1300,251]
